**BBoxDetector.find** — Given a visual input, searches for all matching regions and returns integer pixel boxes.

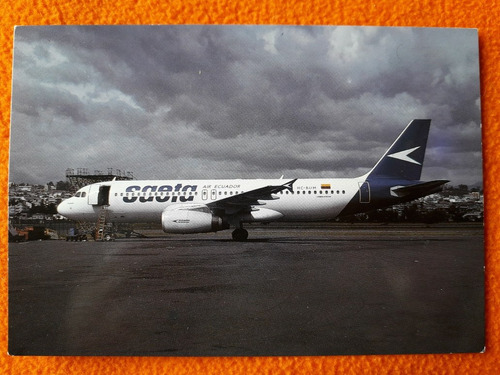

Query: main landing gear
[231,227,248,241]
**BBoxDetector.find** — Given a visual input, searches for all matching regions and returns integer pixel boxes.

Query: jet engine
[161,205,228,234]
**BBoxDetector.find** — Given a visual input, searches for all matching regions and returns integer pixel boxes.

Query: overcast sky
[10,25,482,186]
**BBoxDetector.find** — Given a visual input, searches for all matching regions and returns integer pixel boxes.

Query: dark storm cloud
[10,26,481,186]
[12,82,88,123]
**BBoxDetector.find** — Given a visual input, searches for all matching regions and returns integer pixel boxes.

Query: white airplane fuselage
[57,177,360,224]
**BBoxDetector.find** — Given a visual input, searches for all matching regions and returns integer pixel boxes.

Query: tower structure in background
[65,168,134,190]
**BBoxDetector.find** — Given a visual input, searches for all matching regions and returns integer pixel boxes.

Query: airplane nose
[57,200,71,217]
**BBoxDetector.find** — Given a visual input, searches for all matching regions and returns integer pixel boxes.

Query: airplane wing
[207,179,297,215]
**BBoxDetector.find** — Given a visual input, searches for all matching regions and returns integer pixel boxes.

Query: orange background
[1,1,498,373]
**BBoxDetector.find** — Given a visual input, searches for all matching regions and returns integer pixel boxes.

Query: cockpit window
[81,192,86,198]
[75,192,81,197]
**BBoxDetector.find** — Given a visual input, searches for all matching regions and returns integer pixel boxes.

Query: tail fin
[367,119,431,180]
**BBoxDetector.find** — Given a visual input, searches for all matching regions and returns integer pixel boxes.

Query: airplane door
[211,189,217,200]
[202,189,208,200]
[88,184,110,206]
[358,182,370,203]
[88,184,101,205]
[98,186,110,205]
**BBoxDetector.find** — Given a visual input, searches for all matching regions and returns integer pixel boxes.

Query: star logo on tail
[387,146,421,165]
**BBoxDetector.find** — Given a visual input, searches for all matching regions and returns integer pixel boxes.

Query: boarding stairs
[95,205,109,241]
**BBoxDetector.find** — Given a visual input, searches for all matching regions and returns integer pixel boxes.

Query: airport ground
[8,222,484,356]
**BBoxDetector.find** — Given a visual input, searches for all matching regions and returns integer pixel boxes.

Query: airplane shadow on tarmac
[111,235,457,244]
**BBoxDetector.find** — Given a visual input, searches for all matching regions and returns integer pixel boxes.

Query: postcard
[8,25,484,356]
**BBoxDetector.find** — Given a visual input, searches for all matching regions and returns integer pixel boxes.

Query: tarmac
[8,222,485,356]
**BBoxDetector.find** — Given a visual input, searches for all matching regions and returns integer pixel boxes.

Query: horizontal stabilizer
[390,180,449,197]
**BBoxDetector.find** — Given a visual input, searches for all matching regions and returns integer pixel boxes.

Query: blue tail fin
[367,119,431,180]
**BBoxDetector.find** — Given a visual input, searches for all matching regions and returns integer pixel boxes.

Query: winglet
[282,178,297,193]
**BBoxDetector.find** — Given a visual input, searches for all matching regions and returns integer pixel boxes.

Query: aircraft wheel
[232,228,248,241]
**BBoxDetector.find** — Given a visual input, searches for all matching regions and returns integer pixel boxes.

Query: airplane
[57,119,448,241]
